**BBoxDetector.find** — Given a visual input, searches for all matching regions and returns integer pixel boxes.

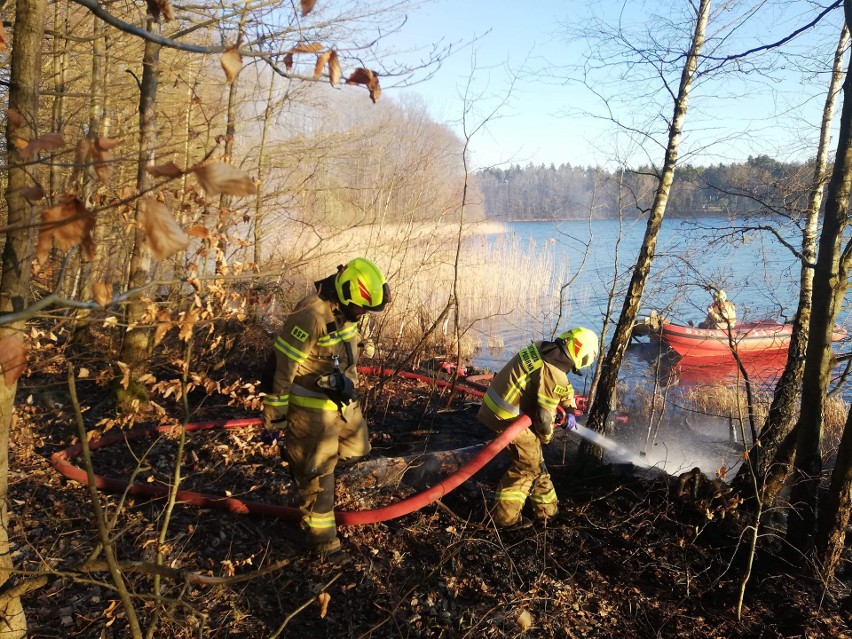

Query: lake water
[467,217,850,476]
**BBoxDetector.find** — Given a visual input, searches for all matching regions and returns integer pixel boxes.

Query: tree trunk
[119,19,160,379]
[0,1,47,635]
[578,0,711,465]
[733,26,848,501]
[814,403,852,580]
[786,0,852,552]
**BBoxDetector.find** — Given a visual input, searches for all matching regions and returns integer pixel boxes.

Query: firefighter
[477,327,599,530]
[261,257,390,564]
[699,289,736,330]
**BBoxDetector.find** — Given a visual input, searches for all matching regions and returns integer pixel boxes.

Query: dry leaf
[178,308,198,342]
[78,367,89,378]
[283,52,294,71]
[20,185,45,203]
[516,609,532,632]
[328,51,341,86]
[153,316,172,347]
[95,137,121,151]
[12,138,27,150]
[116,361,130,390]
[187,225,210,238]
[300,0,317,16]
[346,68,374,85]
[20,132,65,159]
[368,74,381,104]
[192,163,257,197]
[146,0,173,21]
[313,51,332,80]
[7,108,22,129]
[146,161,184,178]
[290,42,324,54]
[93,282,113,307]
[317,592,330,618]
[220,48,243,83]
[35,197,96,263]
[91,147,114,184]
[0,334,27,388]
[0,20,6,54]
[139,197,188,260]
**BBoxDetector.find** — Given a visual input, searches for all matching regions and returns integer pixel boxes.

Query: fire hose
[49,368,587,526]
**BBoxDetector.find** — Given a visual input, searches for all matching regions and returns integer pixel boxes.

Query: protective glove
[361,339,376,359]
[564,412,577,431]
[538,426,554,445]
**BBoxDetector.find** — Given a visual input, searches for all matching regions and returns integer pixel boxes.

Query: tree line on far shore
[474,155,812,221]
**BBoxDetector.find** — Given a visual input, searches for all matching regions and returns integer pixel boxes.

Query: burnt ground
[9,364,852,639]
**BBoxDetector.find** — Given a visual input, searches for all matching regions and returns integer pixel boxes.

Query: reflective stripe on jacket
[478,342,576,441]
[263,294,361,420]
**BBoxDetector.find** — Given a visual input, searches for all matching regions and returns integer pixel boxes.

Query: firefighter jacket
[704,300,736,329]
[478,341,577,443]
[262,293,362,424]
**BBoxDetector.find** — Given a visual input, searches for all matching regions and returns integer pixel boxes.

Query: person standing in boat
[477,327,599,530]
[699,289,736,330]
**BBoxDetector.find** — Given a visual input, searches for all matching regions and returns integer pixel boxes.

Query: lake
[466,217,850,476]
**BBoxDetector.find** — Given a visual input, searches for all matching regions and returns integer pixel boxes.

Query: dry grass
[261,221,572,365]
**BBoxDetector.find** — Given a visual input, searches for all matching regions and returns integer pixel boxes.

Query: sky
[382,0,847,170]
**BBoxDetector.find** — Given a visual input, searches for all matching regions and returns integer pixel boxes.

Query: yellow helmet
[715,290,727,303]
[335,257,391,312]
[557,327,599,371]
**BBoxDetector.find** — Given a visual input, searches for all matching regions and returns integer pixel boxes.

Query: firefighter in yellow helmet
[477,327,599,530]
[261,258,390,564]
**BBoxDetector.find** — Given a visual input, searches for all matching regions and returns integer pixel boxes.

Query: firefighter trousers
[283,401,370,555]
[488,425,558,527]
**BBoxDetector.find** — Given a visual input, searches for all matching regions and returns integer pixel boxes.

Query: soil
[9,344,852,639]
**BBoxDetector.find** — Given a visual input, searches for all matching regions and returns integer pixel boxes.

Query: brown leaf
[20,185,45,203]
[92,147,114,184]
[7,108,23,129]
[20,132,65,159]
[284,52,294,71]
[0,20,7,54]
[192,163,257,197]
[0,334,27,388]
[290,42,324,54]
[95,137,121,151]
[153,312,173,347]
[93,282,113,307]
[178,308,198,342]
[146,0,173,21]
[317,592,330,618]
[368,74,381,103]
[300,0,317,17]
[187,225,210,238]
[139,197,189,260]
[35,197,96,263]
[313,51,332,80]
[147,161,184,178]
[516,609,532,631]
[12,138,27,150]
[220,47,243,83]
[328,51,341,86]
[346,68,374,86]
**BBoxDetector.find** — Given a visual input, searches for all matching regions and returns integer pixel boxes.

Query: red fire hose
[49,368,577,525]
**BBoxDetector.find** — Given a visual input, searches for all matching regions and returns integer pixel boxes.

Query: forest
[474,156,812,220]
[0,1,850,638]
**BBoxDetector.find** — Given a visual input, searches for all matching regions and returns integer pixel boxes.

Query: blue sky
[384,0,846,170]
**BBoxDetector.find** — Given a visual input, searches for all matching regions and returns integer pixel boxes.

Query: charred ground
[8,340,852,639]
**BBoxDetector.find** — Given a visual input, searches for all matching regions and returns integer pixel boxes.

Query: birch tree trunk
[786,0,852,552]
[734,26,848,499]
[578,0,711,466]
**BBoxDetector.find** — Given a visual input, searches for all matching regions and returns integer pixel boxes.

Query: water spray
[572,422,651,468]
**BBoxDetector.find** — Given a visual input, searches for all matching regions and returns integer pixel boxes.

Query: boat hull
[661,321,793,359]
